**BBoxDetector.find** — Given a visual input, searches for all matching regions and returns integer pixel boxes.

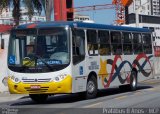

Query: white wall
[128,0,160,16]
[129,0,151,15]
[0,34,9,92]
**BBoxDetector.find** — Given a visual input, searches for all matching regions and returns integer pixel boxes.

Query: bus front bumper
[7,76,72,94]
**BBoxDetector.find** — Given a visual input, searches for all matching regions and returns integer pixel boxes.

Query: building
[128,0,160,16]
[74,14,91,22]
[19,7,46,25]
[126,0,160,47]
[0,7,46,25]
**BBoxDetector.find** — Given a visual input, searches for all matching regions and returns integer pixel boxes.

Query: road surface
[0,78,160,114]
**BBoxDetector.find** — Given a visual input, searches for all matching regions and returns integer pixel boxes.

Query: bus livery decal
[99,54,153,88]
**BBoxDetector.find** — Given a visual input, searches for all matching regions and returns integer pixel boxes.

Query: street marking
[146,88,156,91]
[134,91,142,95]
[141,79,160,84]
[59,113,65,114]
[147,87,160,92]
[156,87,160,90]
[83,102,102,108]
[147,81,159,84]
[115,96,127,100]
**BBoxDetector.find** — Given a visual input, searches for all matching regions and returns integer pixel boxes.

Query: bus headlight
[10,76,21,83]
[53,74,67,82]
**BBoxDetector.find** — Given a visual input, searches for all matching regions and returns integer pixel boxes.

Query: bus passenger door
[72,29,87,92]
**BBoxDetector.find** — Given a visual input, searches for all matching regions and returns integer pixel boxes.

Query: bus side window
[98,30,111,55]
[72,29,85,65]
[111,31,122,55]
[122,32,133,55]
[87,30,98,55]
[133,33,143,54]
[142,33,152,54]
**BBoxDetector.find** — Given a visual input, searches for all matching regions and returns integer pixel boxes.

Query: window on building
[87,30,98,55]
[98,30,111,55]
[111,31,122,55]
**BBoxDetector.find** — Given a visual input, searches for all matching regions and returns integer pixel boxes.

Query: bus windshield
[8,27,70,73]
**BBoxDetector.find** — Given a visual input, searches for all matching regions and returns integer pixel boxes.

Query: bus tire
[29,94,48,103]
[130,71,137,91]
[86,76,97,99]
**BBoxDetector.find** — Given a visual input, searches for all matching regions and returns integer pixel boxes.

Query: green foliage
[32,0,42,15]
[13,0,20,25]
[0,0,9,14]
[23,0,34,20]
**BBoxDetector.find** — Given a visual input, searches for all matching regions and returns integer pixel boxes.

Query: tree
[0,0,42,26]
[45,0,53,21]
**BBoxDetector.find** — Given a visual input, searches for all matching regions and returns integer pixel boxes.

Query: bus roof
[16,21,151,33]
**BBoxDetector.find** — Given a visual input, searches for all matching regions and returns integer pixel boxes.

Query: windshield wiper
[34,55,54,71]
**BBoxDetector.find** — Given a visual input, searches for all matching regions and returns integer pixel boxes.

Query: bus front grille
[24,87,49,93]
[22,78,51,83]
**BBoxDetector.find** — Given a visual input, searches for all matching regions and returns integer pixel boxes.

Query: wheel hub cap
[87,81,95,94]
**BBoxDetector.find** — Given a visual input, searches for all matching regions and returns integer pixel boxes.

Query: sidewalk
[153,74,160,79]
[0,92,28,103]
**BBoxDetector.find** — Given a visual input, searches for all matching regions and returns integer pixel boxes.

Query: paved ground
[0,78,160,114]
[0,93,28,103]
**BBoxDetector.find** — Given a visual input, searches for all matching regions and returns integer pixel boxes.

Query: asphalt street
[0,78,160,114]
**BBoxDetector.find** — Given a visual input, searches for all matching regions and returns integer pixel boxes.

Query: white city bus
[7,21,153,103]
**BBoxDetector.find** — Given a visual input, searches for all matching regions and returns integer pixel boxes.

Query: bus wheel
[86,76,97,99]
[130,71,137,91]
[29,94,48,103]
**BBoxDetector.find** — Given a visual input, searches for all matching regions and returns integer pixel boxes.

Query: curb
[0,91,14,96]
[153,75,160,79]
[0,93,29,103]
[19,96,30,99]
[0,93,28,98]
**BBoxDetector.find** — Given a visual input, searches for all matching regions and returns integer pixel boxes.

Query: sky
[74,0,115,24]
